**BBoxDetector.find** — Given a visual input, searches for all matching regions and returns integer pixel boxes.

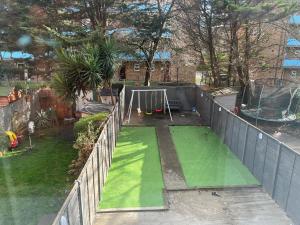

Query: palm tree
[51,45,102,116]
[51,36,119,115]
[98,37,119,104]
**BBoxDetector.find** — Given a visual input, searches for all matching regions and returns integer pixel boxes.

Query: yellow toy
[5,131,18,148]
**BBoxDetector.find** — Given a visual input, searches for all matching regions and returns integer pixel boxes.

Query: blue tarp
[0,51,33,60]
[287,38,300,47]
[289,15,300,25]
[120,51,171,61]
[282,59,300,68]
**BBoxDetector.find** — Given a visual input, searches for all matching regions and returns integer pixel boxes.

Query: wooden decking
[95,188,292,225]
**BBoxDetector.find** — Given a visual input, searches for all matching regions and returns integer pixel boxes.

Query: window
[134,63,140,72]
[17,63,25,69]
[295,50,300,55]
[290,70,297,77]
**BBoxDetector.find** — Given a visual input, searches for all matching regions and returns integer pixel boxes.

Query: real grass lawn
[99,127,164,209]
[170,126,259,188]
[0,135,76,225]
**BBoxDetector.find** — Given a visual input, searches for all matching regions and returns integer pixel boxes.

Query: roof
[0,51,33,60]
[287,38,300,47]
[120,51,171,61]
[289,15,300,25]
[282,59,300,69]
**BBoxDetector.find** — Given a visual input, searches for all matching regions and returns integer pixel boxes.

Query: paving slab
[95,188,292,225]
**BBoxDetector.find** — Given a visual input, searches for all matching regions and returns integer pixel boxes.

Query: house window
[134,63,140,72]
[290,70,297,78]
[17,63,25,69]
[295,50,300,56]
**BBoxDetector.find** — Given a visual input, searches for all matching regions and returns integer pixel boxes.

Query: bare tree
[118,0,176,86]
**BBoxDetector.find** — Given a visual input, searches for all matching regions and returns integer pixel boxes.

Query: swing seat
[155,109,163,113]
[145,112,153,115]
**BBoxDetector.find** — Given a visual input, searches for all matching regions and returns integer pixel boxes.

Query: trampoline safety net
[241,78,300,122]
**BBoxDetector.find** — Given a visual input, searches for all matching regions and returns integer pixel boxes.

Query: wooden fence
[51,87,125,225]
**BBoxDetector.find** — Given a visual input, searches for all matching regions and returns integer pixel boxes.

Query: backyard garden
[0,87,109,224]
[0,132,76,225]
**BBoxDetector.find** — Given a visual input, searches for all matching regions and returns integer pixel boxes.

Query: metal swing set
[126,89,173,123]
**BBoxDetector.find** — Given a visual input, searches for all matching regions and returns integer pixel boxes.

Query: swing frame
[126,89,173,123]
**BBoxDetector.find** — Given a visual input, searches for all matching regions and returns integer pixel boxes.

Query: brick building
[282,15,300,83]
[116,51,196,84]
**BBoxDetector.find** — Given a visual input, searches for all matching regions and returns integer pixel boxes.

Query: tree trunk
[206,16,220,87]
[71,100,76,118]
[144,62,152,86]
[227,31,234,87]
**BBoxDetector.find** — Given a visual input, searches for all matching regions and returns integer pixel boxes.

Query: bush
[74,112,108,136]
[12,81,48,93]
[69,122,100,176]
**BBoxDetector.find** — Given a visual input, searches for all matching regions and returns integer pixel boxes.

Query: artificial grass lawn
[170,126,259,188]
[99,127,164,209]
[0,135,76,225]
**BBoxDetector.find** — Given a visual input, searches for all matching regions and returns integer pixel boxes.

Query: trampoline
[241,78,300,123]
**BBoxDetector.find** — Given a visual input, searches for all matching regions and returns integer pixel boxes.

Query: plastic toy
[5,131,19,148]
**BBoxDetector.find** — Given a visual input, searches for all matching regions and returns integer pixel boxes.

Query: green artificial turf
[170,126,259,188]
[99,127,164,209]
[0,135,76,225]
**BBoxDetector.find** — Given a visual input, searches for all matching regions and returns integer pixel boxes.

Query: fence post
[272,143,282,199]
[284,152,296,211]
[220,110,227,143]
[85,167,92,225]
[75,180,84,225]
[241,124,249,163]
[210,101,214,128]
[96,143,101,202]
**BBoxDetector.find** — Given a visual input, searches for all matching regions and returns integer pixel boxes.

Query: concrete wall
[124,86,197,113]
[0,92,40,131]
[196,86,300,225]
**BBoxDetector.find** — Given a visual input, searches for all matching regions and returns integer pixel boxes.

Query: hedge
[74,112,108,136]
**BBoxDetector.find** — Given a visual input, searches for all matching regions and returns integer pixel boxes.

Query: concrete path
[95,188,292,225]
[156,125,186,190]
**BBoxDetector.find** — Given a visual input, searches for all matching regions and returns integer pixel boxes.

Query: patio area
[95,111,292,225]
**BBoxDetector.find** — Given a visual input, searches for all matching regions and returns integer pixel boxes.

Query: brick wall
[116,61,196,84]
